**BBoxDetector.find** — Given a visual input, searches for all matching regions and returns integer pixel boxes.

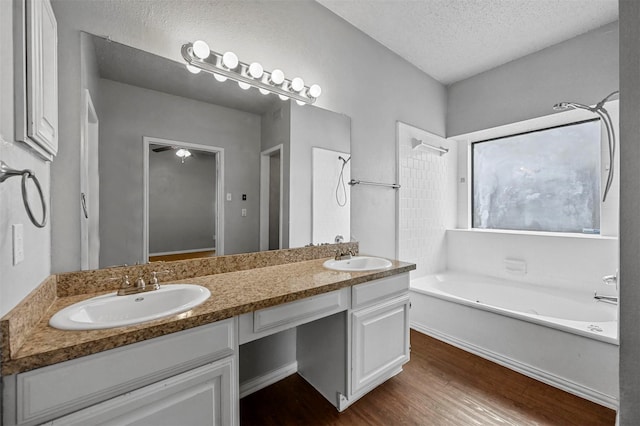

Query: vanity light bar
[181,41,321,105]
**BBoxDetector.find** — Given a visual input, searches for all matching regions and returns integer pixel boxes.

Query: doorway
[143,137,224,261]
[260,145,284,250]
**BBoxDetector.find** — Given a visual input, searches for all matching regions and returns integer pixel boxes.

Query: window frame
[470,117,602,233]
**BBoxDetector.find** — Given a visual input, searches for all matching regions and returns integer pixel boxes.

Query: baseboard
[239,361,298,399]
[410,322,619,410]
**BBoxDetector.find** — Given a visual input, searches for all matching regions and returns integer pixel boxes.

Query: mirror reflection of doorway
[260,144,283,251]
[143,137,224,262]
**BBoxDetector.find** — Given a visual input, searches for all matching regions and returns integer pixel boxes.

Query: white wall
[397,122,457,277]
[0,0,51,317]
[447,230,618,294]
[447,22,619,137]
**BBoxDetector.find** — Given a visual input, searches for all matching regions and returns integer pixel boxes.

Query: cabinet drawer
[351,273,409,310]
[8,319,235,426]
[48,356,235,426]
[239,288,349,344]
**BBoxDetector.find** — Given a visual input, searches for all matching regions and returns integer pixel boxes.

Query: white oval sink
[49,284,211,330]
[323,256,393,272]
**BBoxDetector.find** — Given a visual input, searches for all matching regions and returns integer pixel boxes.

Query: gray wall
[620,1,640,423]
[97,79,261,267]
[289,104,351,248]
[261,102,291,248]
[0,0,51,316]
[50,0,447,270]
[148,149,216,254]
[447,22,619,137]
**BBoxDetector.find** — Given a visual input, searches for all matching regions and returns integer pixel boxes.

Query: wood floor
[240,329,616,426]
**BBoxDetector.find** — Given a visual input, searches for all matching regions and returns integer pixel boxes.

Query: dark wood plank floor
[240,329,616,426]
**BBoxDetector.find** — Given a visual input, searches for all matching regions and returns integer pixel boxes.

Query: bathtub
[410,272,619,409]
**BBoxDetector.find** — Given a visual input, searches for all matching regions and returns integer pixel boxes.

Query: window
[472,119,601,233]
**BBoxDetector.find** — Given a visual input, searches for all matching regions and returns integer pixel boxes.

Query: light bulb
[249,62,263,79]
[175,148,191,158]
[291,77,304,92]
[238,81,251,90]
[270,69,285,85]
[296,100,306,106]
[259,88,270,95]
[279,94,289,101]
[192,40,210,60]
[214,74,228,82]
[186,64,201,74]
[308,84,322,98]
[222,51,239,69]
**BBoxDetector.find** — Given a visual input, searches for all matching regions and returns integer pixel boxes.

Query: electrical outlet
[241,208,247,217]
[13,224,24,265]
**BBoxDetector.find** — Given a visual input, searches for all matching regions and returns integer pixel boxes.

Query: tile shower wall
[398,122,457,278]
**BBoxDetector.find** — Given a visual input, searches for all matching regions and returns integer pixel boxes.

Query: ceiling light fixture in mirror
[181,40,322,106]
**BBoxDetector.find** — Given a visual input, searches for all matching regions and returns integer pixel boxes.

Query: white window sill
[447,228,618,240]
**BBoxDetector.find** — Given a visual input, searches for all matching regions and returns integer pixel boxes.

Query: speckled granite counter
[1,248,414,376]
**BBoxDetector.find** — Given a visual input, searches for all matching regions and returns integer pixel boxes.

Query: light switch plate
[241,208,247,217]
[13,224,24,265]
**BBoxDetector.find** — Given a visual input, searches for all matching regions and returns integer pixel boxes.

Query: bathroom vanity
[1,246,414,425]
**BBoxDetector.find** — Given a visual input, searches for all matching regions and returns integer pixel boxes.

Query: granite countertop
[1,257,414,376]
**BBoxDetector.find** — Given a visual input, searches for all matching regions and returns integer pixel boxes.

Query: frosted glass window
[472,119,601,233]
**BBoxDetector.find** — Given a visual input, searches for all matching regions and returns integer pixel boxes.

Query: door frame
[80,89,99,270]
[142,136,225,261]
[259,144,284,251]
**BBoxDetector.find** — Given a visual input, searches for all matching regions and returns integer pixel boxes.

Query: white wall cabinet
[14,0,58,160]
[47,357,235,426]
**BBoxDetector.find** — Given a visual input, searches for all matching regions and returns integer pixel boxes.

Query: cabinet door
[15,0,58,160]
[27,0,58,155]
[351,295,410,395]
[48,357,237,426]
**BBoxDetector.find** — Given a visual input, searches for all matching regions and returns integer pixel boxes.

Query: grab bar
[0,161,47,228]
[349,179,400,189]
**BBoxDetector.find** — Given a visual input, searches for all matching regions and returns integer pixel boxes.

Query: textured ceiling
[316,0,618,85]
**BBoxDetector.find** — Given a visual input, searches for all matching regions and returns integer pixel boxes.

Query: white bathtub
[410,272,619,409]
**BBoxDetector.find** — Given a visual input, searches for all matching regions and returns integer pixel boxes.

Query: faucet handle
[149,271,161,290]
[602,274,617,286]
[135,276,146,289]
[120,275,131,289]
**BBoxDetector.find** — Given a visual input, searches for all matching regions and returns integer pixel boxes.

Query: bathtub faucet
[593,291,618,305]
[602,274,617,288]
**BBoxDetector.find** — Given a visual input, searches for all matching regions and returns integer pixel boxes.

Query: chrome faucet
[117,272,161,296]
[335,248,355,261]
[594,292,618,305]
[594,272,618,304]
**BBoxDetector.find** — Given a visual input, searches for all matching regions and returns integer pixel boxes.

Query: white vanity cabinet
[294,273,411,412]
[346,274,410,406]
[14,0,59,160]
[47,357,234,426]
[2,319,237,426]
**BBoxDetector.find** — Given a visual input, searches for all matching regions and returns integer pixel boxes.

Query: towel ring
[0,161,47,228]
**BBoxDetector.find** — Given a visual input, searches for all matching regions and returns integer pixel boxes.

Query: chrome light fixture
[182,40,322,105]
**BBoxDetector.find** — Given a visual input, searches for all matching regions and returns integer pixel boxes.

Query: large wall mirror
[61,33,351,270]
